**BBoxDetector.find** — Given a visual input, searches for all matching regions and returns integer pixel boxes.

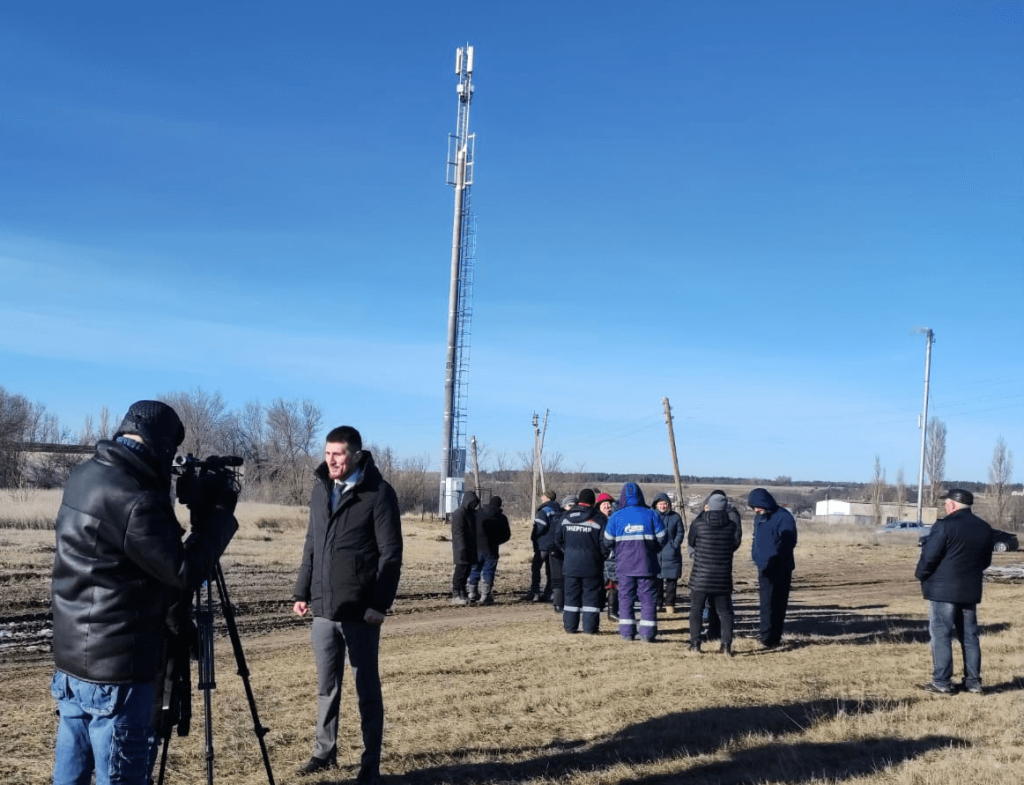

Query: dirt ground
[9,524,1016,670]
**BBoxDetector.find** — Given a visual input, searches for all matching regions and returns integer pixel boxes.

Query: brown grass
[3,510,1024,784]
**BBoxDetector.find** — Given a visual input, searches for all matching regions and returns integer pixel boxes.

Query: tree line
[0,386,436,511]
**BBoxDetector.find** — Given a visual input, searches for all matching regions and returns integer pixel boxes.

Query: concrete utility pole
[662,397,687,523]
[915,328,934,524]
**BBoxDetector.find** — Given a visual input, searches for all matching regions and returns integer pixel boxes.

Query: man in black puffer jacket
[50,400,239,785]
[687,492,742,654]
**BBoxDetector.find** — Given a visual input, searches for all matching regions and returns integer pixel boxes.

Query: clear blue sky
[2,2,1021,485]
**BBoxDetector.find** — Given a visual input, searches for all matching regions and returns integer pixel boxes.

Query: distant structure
[816,499,938,526]
[439,44,477,516]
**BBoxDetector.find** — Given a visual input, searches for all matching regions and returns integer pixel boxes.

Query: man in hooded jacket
[449,490,480,605]
[748,487,797,648]
[468,495,512,605]
[50,400,239,785]
[603,483,667,641]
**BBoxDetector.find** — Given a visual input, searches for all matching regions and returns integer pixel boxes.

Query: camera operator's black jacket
[293,451,403,621]
[51,439,238,684]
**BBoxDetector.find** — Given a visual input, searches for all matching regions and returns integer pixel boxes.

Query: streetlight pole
[915,328,934,523]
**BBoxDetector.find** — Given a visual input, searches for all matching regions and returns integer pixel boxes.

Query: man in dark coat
[526,489,560,602]
[50,400,238,785]
[749,487,797,649]
[554,489,607,634]
[468,495,512,605]
[687,492,742,654]
[915,488,993,694]
[449,490,480,605]
[293,426,403,782]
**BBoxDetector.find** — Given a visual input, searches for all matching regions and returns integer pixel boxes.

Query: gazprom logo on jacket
[624,524,647,534]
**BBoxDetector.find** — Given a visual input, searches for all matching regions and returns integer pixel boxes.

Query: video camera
[172,453,243,513]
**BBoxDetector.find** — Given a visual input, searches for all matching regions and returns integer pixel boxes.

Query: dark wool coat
[450,490,480,564]
[687,510,742,593]
[915,508,993,604]
[293,451,403,621]
[51,440,237,684]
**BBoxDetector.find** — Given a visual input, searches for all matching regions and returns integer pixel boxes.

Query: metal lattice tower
[440,44,477,515]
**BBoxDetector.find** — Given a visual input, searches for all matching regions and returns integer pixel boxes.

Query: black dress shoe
[299,754,336,775]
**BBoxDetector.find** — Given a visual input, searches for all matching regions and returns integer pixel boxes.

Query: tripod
[156,560,276,785]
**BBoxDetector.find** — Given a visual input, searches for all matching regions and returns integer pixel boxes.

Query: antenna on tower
[440,44,477,517]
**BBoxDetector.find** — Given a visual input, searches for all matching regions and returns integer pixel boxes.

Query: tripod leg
[213,562,276,785]
[196,580,217,785]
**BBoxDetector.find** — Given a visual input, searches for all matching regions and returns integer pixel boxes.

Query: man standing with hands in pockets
[293,426,403,784]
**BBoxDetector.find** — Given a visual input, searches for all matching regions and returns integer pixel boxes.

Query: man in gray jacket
[915,488,993,695]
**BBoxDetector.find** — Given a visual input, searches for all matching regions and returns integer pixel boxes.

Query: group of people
[521,482,798,653]
[449,490,512,605]
[45,399,998,785]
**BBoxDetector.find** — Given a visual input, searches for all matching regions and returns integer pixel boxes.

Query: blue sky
[2,1,1021,484]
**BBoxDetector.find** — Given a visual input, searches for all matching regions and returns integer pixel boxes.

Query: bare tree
[159,388,229,458]
[924,418,947,505]
[0,387,34,487]
[988,437,1014,526]
[263,398,323,505]
[869,455,887,528]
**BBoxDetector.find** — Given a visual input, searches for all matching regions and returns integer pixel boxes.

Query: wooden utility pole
[662,397,687,523]
[470,435,481,494]
[538,408,549,494]
[531,413,540,519]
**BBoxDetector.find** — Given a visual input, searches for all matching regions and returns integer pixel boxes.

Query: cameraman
[50,400,239,785]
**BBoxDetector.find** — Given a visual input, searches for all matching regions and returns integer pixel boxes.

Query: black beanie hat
[115,400,185,466]
[578,488,596,506]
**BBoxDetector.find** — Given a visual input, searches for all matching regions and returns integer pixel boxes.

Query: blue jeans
[928,601,981,689]
[51,671,157,785]
[468,553,499,586]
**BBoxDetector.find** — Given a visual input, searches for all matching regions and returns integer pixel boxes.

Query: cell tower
[440,44,477,516]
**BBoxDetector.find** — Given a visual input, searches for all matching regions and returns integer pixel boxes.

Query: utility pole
[531,413,540,519]
[538,409,549,495]
[915,328,934,524]
[662,397,687,523]
[470,435,481,495]
[439,44,477,517]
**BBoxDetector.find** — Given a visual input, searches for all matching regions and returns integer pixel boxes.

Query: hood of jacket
[748,487,778,513]
[619,482,647,509]
[460,490,481,511]
[651,492,672,510]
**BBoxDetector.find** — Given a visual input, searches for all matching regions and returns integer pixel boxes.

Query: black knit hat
[578,488,596,506]
[115,400,185,465]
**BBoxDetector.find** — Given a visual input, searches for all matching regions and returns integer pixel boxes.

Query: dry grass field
[3,488,1024,784]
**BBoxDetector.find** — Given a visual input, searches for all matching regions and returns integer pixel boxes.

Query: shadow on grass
[381,698,964,785]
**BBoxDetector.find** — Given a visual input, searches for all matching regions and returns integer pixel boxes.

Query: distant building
[815,500,938,526]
